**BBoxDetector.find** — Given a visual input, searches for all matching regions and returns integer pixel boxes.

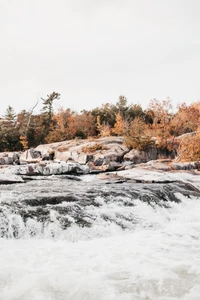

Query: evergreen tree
[40,92,60,142]
[0,106,22,151]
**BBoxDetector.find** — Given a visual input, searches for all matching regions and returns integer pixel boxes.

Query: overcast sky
[0,0,200,115]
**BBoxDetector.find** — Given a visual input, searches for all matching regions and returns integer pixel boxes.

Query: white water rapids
[0,175,200,299]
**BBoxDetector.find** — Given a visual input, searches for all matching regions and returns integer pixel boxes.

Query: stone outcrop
[1,136,200,176]
[35,136,129,167]
[1,161,90,176]
[0,152,20,165]
[124,147,157,164]
[171,161,200,170]
[20,149,42,164]
[0,174,24,184]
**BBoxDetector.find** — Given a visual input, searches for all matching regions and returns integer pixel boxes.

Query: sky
[0,0,200,115]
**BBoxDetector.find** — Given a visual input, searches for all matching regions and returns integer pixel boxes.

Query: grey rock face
[124,147,158,164]
[0,152,20,165]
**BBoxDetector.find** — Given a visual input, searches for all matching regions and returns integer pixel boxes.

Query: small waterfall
[0,175,200,299]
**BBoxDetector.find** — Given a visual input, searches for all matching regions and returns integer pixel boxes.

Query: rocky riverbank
[0,136,199,184]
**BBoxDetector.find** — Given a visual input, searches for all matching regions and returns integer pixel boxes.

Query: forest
[0,92,200,162]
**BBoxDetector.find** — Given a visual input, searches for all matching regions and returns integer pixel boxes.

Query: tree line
[1,92,200,161]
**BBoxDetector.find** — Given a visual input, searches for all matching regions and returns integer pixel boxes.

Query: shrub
[125,117,155,151]
[177,132,200,162]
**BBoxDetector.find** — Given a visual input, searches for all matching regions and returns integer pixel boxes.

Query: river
[0,173,200,299]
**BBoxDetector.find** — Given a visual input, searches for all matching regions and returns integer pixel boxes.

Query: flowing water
[0,174,200,300]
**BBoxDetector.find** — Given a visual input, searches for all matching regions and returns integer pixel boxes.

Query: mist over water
[0,175,200,299]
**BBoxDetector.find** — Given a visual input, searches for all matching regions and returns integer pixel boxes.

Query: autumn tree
[68,111,96,139]
[125,117,154,151]
[17,110,29,136]
[91,103,116,128]
[147,98,173,150]
[177,132,200,162]
[96,116,111,137]
[127,104,144,121]
[45,108,73,143]
[45,109,96,143]
[170,102,200,136]
[112,113,126,136]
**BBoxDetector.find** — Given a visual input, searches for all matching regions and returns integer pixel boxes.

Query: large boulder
[35,140,91,163]
[20,149,42,163]
[0,152,20,165]
[124,147,158,164]
[35,137,129,166]
[92,143,129,165]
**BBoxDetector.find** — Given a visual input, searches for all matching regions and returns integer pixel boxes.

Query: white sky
[0,0,200,115]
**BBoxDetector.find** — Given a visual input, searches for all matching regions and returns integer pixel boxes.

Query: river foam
[0,191,200,300]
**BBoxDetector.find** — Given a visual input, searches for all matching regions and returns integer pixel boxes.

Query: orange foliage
[20,135,29,150]
[46,109,96,143]
[81,143,109,154]
[147,98,172,149]
[170,102,200,136]
[96,116,111,137]
[67,112,96,138]
[112,113,126,136]
[125,117,154,151]
[177,132,200,162]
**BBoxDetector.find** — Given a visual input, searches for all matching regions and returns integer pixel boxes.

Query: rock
[0,174,24,184]
[35,137,129,167]
[0,152,20,165]
[41,154,50,161]
[1,161,90,176]
[106,162,124,171]
[87,162,108,173]
[93,156,105,166]
[4,136,198,175]
[171,161,199,170]
[124,147,158,163]
[87,160,123,173]
[20,149,42,164]
[48,148,55,160]
[124,149,145,163]
[145,159,172,171]
[97,172,129,183]
[92,143,129,166]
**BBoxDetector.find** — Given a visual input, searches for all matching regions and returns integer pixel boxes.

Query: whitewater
[0,172,200,300]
